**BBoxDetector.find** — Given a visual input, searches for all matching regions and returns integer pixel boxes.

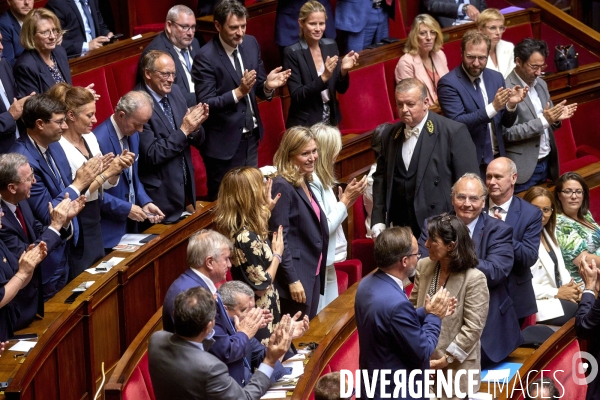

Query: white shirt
[386,272,406,292]
[462,65,499,153]
[75,0,94,54]
[190,268,217,295]
[514,73,551,159]
[489,197,513,222]
[454,0,473,25]
[402,112,429,170]
[2,199,61,237]
[173,45,195,94]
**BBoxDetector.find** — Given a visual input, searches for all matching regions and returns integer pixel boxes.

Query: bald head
[486,157,517,204]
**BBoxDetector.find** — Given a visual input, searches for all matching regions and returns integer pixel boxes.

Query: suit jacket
[335,0,395,33]
[142,32,201,108]
[148,331,272,400]
[193,35,269,160]
[438,66,517,165]
[410,258,489,397]
[0,59,18,153]
[13,47,72,98]
[0,240,19,341]
[283,38,349,128]
[275,0,335,47]
[575,291,600,400]
[95,117,153,248]
[419,212,523,363]
[45,0,110,57]
[355,269,442,399]
[423,0,487,28]
[371,113,479,231]
[502,196,542,319]
[395,50,449,104]
[487,40,516,79]
[503,70,560,184]
[0,11,24,67]
[134,82,204,223]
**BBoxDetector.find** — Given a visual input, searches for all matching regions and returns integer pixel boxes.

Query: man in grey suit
[149,286,293,400]
[503,38,577,193]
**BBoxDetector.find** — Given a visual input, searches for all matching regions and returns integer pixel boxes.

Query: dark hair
[141,50,172,73]
[461,29,490,54]
[427,214,478,272]
[213,0,248,26]
[514,38,548,63]
[371,122,389,158]
[523,186,557,245]
[374,226,414,270]
[525,377,560,399]
[22,94,68,129]
[173,287,216,338]
[554,172,589,219]
[315,372,350,400]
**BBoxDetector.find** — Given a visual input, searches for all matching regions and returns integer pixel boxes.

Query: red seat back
[190,147,208,199]
[589,186,600,218]
[109,55,142,100]
[352,195,368,240]
[570,99,600,152]
[443,40,463,70]
[324,330,359,373]
[72,67,117,129]
[335,270,349,294]
[246,11,279,74]
[122,352,155,400]
[543,340,587,400]
[257,97,285,167]
[129,0,197,36]
[555,119,577,163]
[503,24,533,45]
[383,58,401,119]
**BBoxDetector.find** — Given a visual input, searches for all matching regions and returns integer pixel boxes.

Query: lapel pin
[427,120,434,134]
[394,127,402,140]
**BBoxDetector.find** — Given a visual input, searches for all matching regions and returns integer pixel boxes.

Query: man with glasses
[142,5,202,108]
[419,173,522,367]
[438,30,525,179]
[504,38,577,193]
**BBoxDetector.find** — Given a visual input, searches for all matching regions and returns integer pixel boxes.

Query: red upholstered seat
[589,186,600,218]
[554,119,600,174]
[129,0,197,36]
[351,195,376,276]
[335,270,349,294]
[405,283,413,297]
[334,259,363,289]
[190,147,208,199]
[541,23,600,74]
[383,58,401,119]
[72,67,117,129]
[257,97,285,167]
[133,24,165,36]
[109,55,142,100]
[444,40,462,70]
[521,314,536,329]
[245,11,279,74]
[570,99,600,154]
[503,24,533,45]
[122,352,155,400]
[542,340,587,399]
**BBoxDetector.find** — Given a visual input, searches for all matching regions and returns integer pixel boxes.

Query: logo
[572,351,598,385]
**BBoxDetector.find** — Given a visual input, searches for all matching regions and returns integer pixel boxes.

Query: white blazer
[486,40,516,78]
[530,229,573,321]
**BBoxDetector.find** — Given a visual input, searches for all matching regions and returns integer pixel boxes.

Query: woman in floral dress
[214,167,285,344]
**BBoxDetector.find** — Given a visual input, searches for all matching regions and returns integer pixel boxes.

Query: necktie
[232,49,254,131]
[492,206,505,213]
[45,148,66,190]
[15,205,29,240]
[159,97,176,130]
[121,137,135,204]
[474,77,493,161]
[80,0,96,38]
[404,127,419,139]
[216,294,251,370]
[182,48,192,71]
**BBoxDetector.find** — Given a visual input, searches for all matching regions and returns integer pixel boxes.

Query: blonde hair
[213,167,271,238]
[273,126,317,187]
[476,8,505,30]
[20,8,63,50]
[298,1,327,38]
[312,123,341,190]
[404,14,443,55]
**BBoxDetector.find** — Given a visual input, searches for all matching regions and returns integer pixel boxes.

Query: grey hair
[218,281,254,309]
[0,153,29,189]
[141,50,173,73]
[166,4,195,22]
[115,91,153,115]
[187,229,233,268]
[505,158,517,175]
[452,172,489,198]
[395,78,428,102]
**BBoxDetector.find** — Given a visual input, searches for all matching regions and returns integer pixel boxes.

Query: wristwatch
[462,3,470,14]
[445,354,455,363]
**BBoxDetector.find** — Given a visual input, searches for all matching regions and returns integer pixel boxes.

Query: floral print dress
[232,227,281,345]
[555,211,600,283]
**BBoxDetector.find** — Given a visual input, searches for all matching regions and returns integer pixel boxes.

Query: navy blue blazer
[0,11,24,67]
[95,117,154,248]
[141,32,201,108]
[14,47,72,98]
[45,0,110,57]
[134,82,204,223]
[193,35,269,161]
[437,66,516,165]
[0,240,19,340]
[423,0,487,28]
[420,212,523,363]
[335,0,395,33]
[275,0,335,47]
[0,59,18,154]
[575,291,600,400]
[355,269,441,399]
[504,196,542,320]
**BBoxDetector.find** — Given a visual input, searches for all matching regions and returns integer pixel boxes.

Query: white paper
[119,234,151,245]
[84,257,126,275]
[481,368,510,382]
[261,391,287,399]
[132,34,142,40]
[9,340,36,352]
[470,392,493,400]
[285,353,306,362]
[280,360,304,380]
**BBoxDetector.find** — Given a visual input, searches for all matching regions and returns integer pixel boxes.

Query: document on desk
[280,359,304,380]
[118,234,152,245]
[9,340,36,352]
[260,391,287,399]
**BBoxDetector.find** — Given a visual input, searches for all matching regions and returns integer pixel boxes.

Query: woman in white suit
[523,186,581,325]
[477,9,516,78]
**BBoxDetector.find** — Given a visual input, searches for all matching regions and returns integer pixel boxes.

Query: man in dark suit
[335,0,394,53]
[371,78,479,239]
[150,286,293,400]
[192,0,291,200]
[0,0,31,66]
[136,50,208,224]
[486,157,542,324]
[141,5,201,108]
[423,0,487,28]
[11,94,99,293]
[275,0,335,50]
[438,30,523,178]
[419,173,523,367]
[355,226,454,399]
[95,91,165,250]
[503,38,576,193]
[45,0,113,57]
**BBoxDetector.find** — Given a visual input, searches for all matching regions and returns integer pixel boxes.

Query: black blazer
[283,38,350,128]
[13,46,72,97]
[45,0,110,57]
[141,32,201,108]
[0,59,18,153]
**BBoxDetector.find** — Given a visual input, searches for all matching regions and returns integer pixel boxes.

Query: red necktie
[15,206,29,240]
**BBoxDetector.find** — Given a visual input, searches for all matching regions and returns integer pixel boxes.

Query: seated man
[149,286,293,400]
[0,0,31,66]
[423,0,486,28]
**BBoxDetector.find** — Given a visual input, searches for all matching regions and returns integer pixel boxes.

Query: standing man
[486,157,542,324]
[503,38,577,193]
[371,78,478,239]
[142,5,201,108]
[136,50,208,224]
[335,0,394,53]
[438,30,524,178]
[355,226,454,398]
[0,0,32,66]
[193,0,291,200]
[95,91,165,250]
[423,0,487,28]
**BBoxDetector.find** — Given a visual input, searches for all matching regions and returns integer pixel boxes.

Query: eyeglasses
[171,21,196,32]
[407,252,422,260]
[454,193,484,203]
[484,25,506,33]
[46,117,67,125]
[561,189,584,197]
[537,206,553,214]
[152,70,177,80]
[464,54,488,63]
[527,62,547,71]
[36,28,61,38]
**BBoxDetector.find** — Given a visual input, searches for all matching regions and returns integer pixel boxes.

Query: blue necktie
[80,0,96,38]
[160,97,187,185]
[120,137,135,204]
[45,148,65,191]
[216,294,251,371]
[182,48,192,71]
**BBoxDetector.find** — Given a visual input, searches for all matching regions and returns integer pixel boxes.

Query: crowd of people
[0,0,598,399]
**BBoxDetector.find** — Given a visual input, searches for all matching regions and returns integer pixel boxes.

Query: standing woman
[214,166,285,344]
[310,123,366,311]
[282,1,359,128]
[269,126,328,319]
[395,14,449,106]
[477,9,515,78]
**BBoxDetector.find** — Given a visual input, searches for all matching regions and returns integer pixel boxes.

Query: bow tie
[404,127,420,139]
